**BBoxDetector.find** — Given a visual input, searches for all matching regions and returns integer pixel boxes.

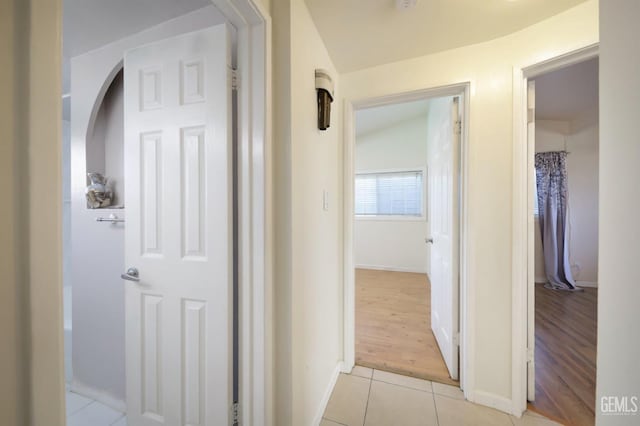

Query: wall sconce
[315,69,334,131]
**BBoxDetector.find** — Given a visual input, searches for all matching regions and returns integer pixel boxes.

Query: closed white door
[123,25,233,426]
[428,96,460,380]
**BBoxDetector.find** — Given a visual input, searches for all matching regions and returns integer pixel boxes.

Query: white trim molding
[26,0,271,424]
[212,1,272,425]
[511,43,599,417]
[473,390,514,415]
[354,264,427,274]
[312,362,344,426]
[343,83,472,397]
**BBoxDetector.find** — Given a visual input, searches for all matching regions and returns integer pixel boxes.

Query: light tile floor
[66,390,126,426]
[322,367,561,426]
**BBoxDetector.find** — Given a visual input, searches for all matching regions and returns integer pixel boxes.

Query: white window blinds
[355,170,423,216]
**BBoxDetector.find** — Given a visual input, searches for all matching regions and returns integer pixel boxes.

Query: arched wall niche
[85,60,124,208]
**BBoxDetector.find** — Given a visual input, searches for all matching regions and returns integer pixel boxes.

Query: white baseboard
[312,361,343,426]
[68,380,126,413]
[471,390,513,415]
[355,264,427,274]
[535,278,598,288]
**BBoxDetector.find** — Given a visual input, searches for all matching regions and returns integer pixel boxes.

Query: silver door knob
[121,267,140,282]
[425,238,434,244]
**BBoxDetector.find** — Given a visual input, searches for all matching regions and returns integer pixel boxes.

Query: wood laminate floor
[355,268,458,386]
[529,283,597,426]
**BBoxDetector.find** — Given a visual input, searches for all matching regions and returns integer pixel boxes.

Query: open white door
[123,25,233,425]
[428,96,460,380]
[527,80,536,402]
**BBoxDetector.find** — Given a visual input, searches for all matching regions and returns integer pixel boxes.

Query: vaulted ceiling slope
[356,99,429,138]
[63,0,211,60]
[304,0,588,73]
[534,57,598,122]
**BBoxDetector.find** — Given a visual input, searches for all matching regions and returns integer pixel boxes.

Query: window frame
[354,167,428,222]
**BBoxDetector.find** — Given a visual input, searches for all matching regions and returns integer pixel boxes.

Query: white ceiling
[304,0,588,72]
[62,0,215,98]
[356,99,429,138]
[534,57,598,122]
[63,0,212,59]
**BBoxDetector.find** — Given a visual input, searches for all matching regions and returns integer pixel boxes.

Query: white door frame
[511,43,598,416]
[343,83,471,394]
[218,2,272,424]
[29,0,272,424]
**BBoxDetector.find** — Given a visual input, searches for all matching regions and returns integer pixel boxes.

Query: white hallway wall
[62,119,72,383]
[69,6,226,408]
[534,119,599,286]
[340,0,597,411]
[272,0,344,424]
[63,119,71,293]
[354,115,429,274]
[597,1,640,424]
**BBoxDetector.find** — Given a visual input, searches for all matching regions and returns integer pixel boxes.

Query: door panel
[124,25,232,426]
[428,96,460,380]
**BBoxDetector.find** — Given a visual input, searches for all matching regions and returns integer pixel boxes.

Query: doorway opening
[344,85,469,392]
[525,57,599,425]
[60,2,269,424]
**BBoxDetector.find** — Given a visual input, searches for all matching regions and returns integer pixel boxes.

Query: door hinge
[232,402,240,426]
[454,119,462,135]
[231,68,239,91]
[527,347,534,363]
[453,331,460,346]
[527,108,535,124]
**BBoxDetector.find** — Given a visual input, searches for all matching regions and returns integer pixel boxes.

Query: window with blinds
[355,170,424,217]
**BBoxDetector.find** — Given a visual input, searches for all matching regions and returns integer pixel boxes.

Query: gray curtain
[535,152,580,291]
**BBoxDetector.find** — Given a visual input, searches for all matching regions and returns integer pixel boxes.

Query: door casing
[511,43,599,417]
[342,83,471,395]
[26,0,272,424]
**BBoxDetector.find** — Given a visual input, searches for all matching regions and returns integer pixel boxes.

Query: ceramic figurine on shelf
[86,172,113,208]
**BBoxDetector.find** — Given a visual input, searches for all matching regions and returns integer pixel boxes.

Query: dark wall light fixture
[315,69,334,130]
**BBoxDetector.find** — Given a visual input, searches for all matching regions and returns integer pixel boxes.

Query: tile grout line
[371,377,434,393]
[431,392,466,402]
[110,412,126,425]
[370,373,464,399]
[65,391,98,418]
[70,399,97,417]
[371,369,462,394]
[361,377,373,426]
[323,415,347,425]
[321,418,348,426]
[431,387,440,426]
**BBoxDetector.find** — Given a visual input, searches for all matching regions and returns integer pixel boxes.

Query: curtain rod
[537,150,571,155]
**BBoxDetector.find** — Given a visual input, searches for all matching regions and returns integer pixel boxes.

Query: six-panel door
[124,25,232,426]
[428,96,460,381]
